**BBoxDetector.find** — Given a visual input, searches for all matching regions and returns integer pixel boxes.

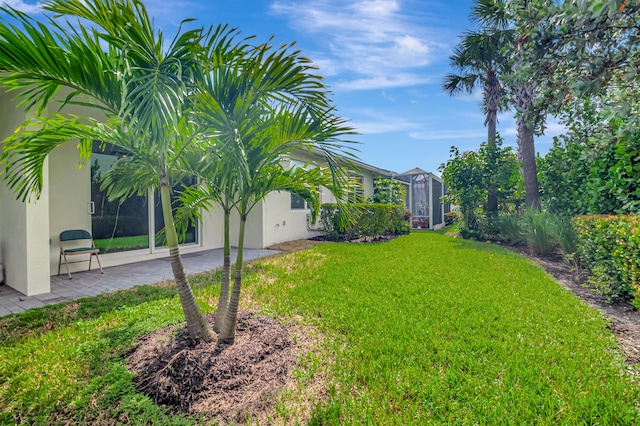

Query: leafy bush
[520,209,558,256]
[319,203,410,241]
[439,136,523,231]
[573,215,640,302]
[444,211,459,226]
[485,212,525,244]
[538,114,640,217]
[371,178,406,206]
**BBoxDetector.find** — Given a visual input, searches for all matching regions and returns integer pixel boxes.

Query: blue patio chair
[58,229,104,279]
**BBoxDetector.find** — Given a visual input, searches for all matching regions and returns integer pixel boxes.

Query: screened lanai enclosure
[397,168,449,230]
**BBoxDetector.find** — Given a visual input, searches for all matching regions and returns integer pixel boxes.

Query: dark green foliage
[440,136,522,239]
[539,124,640,216]
[319,203,410,241]
[537,137,590,216]
[444,211,459,226]
[574,214,640,301]
[370,178,406,206]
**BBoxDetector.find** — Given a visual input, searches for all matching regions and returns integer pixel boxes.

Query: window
[291,193,307,210]
[289,159,309,210]
[90,141,198,254]
[91,142,150,254]
[348,173,365,202]
[153,176,198,247]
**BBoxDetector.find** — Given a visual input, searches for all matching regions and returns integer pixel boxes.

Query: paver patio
[0,247,279,316]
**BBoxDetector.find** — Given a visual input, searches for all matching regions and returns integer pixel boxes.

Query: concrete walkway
[0,247,279,317]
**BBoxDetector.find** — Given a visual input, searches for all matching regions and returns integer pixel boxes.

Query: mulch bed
[127,312,300,424]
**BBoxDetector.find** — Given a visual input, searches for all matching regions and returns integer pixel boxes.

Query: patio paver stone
[0,247,278,315]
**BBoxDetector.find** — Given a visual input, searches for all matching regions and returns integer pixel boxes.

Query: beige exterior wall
[48,142,92,275]
[0,89,51,295]
[1,86,393,292]
[230,203,264,249]
[263,191,317,247]
[257,153,387,248]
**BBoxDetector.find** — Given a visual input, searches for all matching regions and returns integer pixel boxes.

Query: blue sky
[5,0,564,175]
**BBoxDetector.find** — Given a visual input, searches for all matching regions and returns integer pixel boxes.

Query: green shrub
[494,213,525,244]
[517,209,558,256]
[459,227,483,240]
[550,216,579,256]
[444,211,459,226]
[370,178,406,206]
[319,203,409,241]
[573,214,640,302]
[480,210,575,256]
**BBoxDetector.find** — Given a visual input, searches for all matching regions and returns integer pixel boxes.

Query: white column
[428,174,434,230]
[0,158,51,295]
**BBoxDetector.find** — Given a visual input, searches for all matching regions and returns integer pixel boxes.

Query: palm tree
[186,39,356,344]
[171,147,239,334]
[444,28,511,213]
[0,0,216,341]
[216,110,353,345]
[470,0,541,208]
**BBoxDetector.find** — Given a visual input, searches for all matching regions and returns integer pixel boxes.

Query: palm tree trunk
[486,115,499,214]
[514,83,541,209]
[485,72,500,214]
[518,121,540,208]
[218,214,246,345]
[213,207,231,333]
[159,172,215,342]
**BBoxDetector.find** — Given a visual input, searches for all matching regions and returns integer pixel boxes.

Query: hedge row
[319,203,410,241]
[573,214,640,302]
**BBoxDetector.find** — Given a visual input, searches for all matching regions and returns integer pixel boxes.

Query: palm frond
[0,114,112,201]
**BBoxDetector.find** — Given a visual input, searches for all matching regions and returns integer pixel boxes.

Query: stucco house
[0,88,398,296]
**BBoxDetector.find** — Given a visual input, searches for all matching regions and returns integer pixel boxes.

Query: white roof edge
[304,147,397,177]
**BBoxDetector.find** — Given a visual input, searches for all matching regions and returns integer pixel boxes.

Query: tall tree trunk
[159,172,215,342]
[213,207,231,333]
[514,83,540,208]
[518,121,540,208]
[485,71,500,214]
[218,214,246,345]
[486,113,499,214]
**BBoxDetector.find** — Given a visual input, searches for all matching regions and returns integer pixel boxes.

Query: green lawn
[94,235,149,253]
[1,233,638,424]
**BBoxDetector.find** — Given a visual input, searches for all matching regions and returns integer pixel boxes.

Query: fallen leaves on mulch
[127,312,302,424]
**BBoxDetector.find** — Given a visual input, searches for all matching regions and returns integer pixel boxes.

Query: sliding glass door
[90,143,150,254]
[90,142,198,254]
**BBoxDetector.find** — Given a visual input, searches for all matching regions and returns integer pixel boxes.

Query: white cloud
[348,109,422,134]
[408,129,487,141]
[271,0,442,91]
[2,0,41,13]
[334,73,431,90]
[352,0,400,16]
[544,120,567,136]
[382,90,395,102]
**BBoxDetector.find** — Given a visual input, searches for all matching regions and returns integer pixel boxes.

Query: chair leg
[58,252,62,276]
[62,253,72,279]
[88,254,92,272]
[94,253,104,274]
